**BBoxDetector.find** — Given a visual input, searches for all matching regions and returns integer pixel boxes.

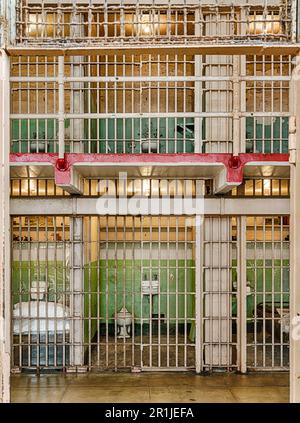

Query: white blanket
[13,301,70,334]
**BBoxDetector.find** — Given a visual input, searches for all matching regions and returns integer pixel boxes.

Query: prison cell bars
[81,215,196,371]
[11,214,290,372]
[9,177,291,197]
[245,215,290,370]
[14,1,293,45]
[11,216,71,371]
[10,54,292,154]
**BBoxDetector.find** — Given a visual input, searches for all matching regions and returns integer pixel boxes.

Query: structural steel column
[70,217,84,368]
[194,8,202,153]
[71,10,85,153]
[205,15,232,154]
[238,216,247,373]
[203,15,232,366]
[290,54,300,403]
[0,49,10,403]
[195,181,204,372]
[204,217,232,367]
[58,56,65,158]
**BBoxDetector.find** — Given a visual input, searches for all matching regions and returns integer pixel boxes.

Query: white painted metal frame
[238,216,247,373]
[202,216,238,371]
[10,197,291,216]
[289,52,300,403]
[0,49,10,403]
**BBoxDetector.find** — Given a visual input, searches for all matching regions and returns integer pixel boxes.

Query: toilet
[116,307,133,338]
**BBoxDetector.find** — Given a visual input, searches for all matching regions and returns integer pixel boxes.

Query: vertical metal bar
[262,217,266,367]
[233,55,240,156]
[195,180,203,373]
[184,212,187,367]
[0,49,11,400]
[175,216,179,367]
[280,216,284,368]
[58,56,65,158]
[45,216,49,369]
[114,216,117,370]
[166,213,170,367]
[240,54,246,153]
[291,0,298,42]
[253,216,257,367]
[122,216,126,368]
[62,217,68,369]
[72,216,83,367]
[290,51,300,398]
[140,215,144,368]
[131,216,135,368]
[194,8,202,154]
[28,217,35,371]
[195,212,202,373]
[149,216,152,368]
[158,215,161,368]
[87,216,92,368]
[239,216,247,373]
[269,217,274,367]
[105,215,109,368]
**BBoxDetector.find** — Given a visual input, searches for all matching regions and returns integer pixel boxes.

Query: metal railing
[14,1,293,45]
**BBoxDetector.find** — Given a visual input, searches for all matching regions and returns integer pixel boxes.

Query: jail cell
[63,54,195,154]
[10,178,70,197]
[10,56,59,154]
[246,216,290,370]
[205,178,290,198]
[202,217,238,371]
[83,216,197,371]
[14,1,292,45]
[10,54,196,154]
[10,52,293,156]
[11,216,71,370]
[245,55,292,154]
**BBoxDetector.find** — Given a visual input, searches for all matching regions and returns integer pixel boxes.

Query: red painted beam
[10,153,289,186]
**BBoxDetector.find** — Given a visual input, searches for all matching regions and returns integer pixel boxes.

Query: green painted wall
[231,258,289,318]
[11,118,194,153]
[245,116,289,153]
[12,261,69,305]
[83,259,195,343]
[85,117,195,153]
[11,119,70,153]
[11,117,288,154]
[245,258,289,317]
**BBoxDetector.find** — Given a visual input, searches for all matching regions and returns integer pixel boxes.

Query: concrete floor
[11,372,289,403]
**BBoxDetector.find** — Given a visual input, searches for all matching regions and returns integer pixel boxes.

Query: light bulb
[143,25,151,34]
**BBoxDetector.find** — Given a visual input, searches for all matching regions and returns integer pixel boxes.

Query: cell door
[11,216,71,372]
[245,216,290,370]
[83,216,197,371]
